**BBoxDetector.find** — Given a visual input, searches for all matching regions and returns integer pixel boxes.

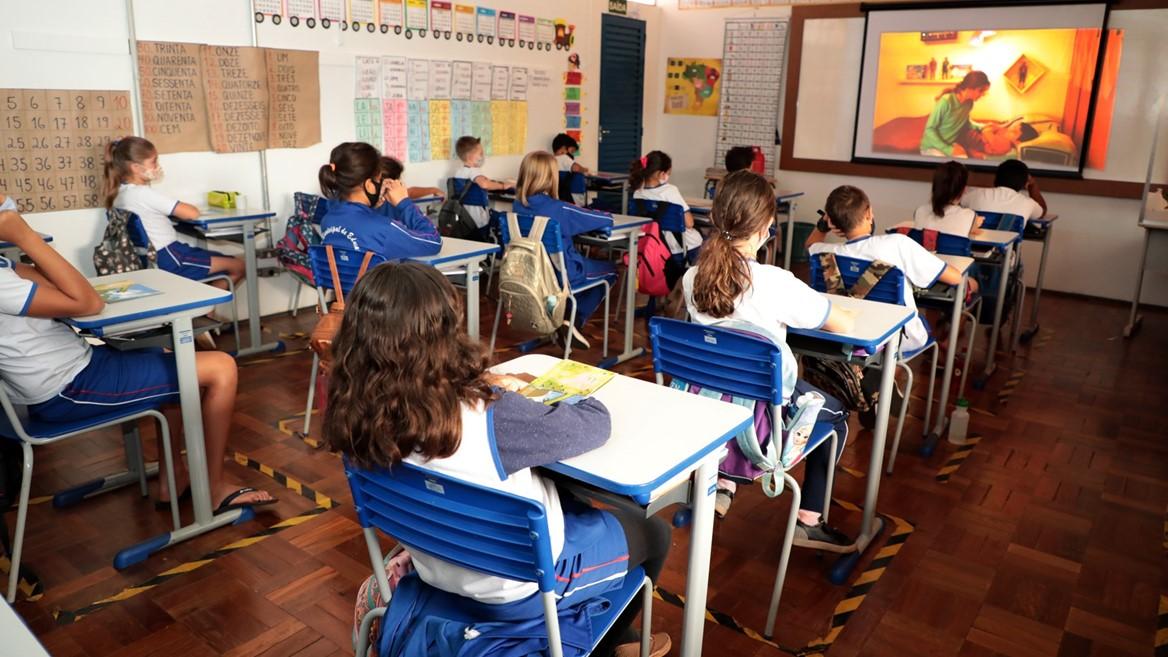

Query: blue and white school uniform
[451,165,492,229]
[912,203,977,238]
[554,154,586,206]
[0,256,180,423]
[319,198,442,260]
[513,193,615,328]
[961,186,1043,222]
[114,183,225,281]
[633,181,703,260]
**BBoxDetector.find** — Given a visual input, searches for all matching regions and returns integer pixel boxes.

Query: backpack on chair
[276,192,322,287]
[93,208,156,275]
[437,179,481,240]
[497,214,568,337]
[623,222,672,298]
[309,246,376,374]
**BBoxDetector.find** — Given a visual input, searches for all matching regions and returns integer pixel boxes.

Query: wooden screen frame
[779,0,1168,199]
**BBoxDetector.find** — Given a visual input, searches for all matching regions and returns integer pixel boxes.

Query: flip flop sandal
[154,485,191,511]
[214,486,279,514]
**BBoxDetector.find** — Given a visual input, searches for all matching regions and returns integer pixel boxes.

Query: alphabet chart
[714,18,788,172]
[0,89,133,214]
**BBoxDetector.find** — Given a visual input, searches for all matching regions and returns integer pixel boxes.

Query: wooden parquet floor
[9,290,1166,657]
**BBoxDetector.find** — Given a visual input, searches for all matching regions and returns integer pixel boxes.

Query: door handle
[599,127,611,143]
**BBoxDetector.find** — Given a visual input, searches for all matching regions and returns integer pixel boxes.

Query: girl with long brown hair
[683,170,856,550]
[913,160,981,236]
[919,70,991,158]
[324,261,671,656]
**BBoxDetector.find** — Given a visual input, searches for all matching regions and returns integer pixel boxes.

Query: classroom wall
[646,0,1168,308]
[0,0,658,318]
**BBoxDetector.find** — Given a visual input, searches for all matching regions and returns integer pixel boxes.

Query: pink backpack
[624,222,671,297]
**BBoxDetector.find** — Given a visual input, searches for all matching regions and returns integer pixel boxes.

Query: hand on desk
[486,372,535,392]
[822,305,857,335]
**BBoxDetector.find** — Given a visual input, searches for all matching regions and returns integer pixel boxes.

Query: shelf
[898,79,962,85]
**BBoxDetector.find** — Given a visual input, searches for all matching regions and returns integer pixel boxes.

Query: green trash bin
[780,221,816,264]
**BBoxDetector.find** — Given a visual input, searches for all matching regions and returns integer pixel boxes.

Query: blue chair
[971,210,1026,349]
[489,213,611,360]
[346,459,654,657]
[972,211,1025,234]
[281,192,324,318]
[0,383,178,601]
[648,317,839,639]
[122,211,242,353]
[301,245,386,437]
[557,171,587,204]
[808,254,940,475]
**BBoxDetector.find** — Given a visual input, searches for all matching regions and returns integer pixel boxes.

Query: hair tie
[640,155,648,168]
[329,163,336,171]
[111,138,121,148]
[721,230,734,240]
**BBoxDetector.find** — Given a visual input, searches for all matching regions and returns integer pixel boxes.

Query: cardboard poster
[380,0,404,29]
[452,61,473,100]
[430,1,453,35]
[0,89,133,213]
[405,0,428,31]
[137,41,213,154]
[476,7,496,42]
[663,57,721,116]
[265,48,321,148]
[202,45,270,153]
[454,5,476,39]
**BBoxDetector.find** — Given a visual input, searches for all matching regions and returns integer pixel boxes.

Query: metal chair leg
[821,431,838,524]
[490,298,504,353]
[887,362,913,475]
[6,442,32,603]
[764,472,801,639]
[639,576,653,657]
[303,353,320,437]
[923,345,938,439]
[601,282,610,359]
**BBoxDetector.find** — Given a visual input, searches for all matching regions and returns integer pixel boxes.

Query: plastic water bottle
[948,398,970,445]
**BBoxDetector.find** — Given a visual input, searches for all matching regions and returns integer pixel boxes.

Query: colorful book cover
[519,360,615,405]
[94,281,162,304]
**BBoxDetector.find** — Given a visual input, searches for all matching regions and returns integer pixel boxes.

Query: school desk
[489,353,754,657]
[787,294,914,583]
[1125,208,1168,337]
[1019,214,1057,342]
[0,231,52,256]
[1,596,49,656]
[586,171,631,212]
[925,254,974,451]
[574,213,652,369]
[409,237,500,340]
[65,269,254,569]
[177,208,281,358]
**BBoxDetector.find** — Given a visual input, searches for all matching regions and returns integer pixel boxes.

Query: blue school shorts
[30,346,179,423]
[157,241,226,281]
[552,498,630,605]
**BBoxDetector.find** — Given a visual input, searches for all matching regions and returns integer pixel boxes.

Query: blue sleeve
[557,203,614,238]
[385,198,442,257]
[490,391,611,475]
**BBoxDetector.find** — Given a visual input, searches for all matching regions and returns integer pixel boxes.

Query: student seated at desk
[452,136,515,233]
[962,158,1047,221]
[513,151,615,350]
[0,210,275,512]
[629,151,702,263]
[325,262,672,657]
[104,136,245,286]
[553,133,589,206]
[913,161,981,237]
[724,146,755,174]
[683,171,855,550]
[318,142,441,259]
[381,156,443,201]
[808,185,977,356]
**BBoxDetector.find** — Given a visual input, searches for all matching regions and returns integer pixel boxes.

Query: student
[452,136,514,231]
[913,160,982,237]
[552,133,589,206]
[104,136,245,286]
[381,156,444,201]
[513,151,615,350]
[324,262,671,657]
[318,142,441,259]
[962,158,1047,221]
[808,185,978,357]
[0,209,275,512]
[724,146,755,173]
[629,151,703,263]
[684,171,855,549]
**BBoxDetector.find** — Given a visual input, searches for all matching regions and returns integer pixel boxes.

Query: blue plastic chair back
[557,171,587,202]
[449,177,491,208]
[896,227,973,257]
[344,458,557,591]
[627,198,686,236]
[307,244,386,297]
[808,253,906,306]
[499,213,566,256]
[649,317,784,406]
[125,212,151,250]
[974,211,1024,234]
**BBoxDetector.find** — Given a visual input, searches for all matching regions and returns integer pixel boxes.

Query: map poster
[663,56,721,117]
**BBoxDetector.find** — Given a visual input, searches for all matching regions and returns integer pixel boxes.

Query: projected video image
[867,28,1104,169]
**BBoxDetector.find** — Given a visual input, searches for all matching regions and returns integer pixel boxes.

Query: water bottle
[948,398,970,445]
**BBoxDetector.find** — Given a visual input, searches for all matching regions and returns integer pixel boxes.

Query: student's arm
[560,204,614,237]
[171,201,201,221]
[1026,176,1048,217]
[491,392,611,474]
[820,305,856,335]
[938,264,979,294]
[683,210,694,230]
[0,210,103,317]
[804,212,835,249]
[570,162,589,174]
[473,175,511,191]
[407,186,444,200]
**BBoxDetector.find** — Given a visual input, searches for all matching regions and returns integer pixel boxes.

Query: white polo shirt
[634,182,703,254]
[961,186,1043,222]
[451,165,491,228]
[913,203,977,237]
[113,183,180,248]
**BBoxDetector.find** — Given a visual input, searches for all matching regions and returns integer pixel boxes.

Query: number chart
[0,89,133,214]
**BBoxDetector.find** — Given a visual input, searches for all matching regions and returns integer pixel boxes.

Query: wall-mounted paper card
[537,18,555,45]
[490,66,510,100]
[509,67,528,101]
[381,56,409,100]
[497,11,517,41]
[318,0,345,23]
[382,98,408,160]
[430,1,453,33]
[202,45,270,153]
[531,68,552,88]
[471,61,493,102]
[452,61,473,100]
[518,15,536,43]
[476,7,496,40]
[429,99,452,161]
[454,4,476,36]
[407,59,429,101]
[355,56,381,98]
[405,0,427,30]
[286,0,317,21]
[380,0,404,28]
[349,0,377,26]
[429,60,453,100]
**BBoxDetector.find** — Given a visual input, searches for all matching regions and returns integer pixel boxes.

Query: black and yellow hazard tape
[0,556,44,601]
[652,585,799,654]
[995,369,1026,405]
[53,453,339,625]
[1156,594,1168,656]
[274,411,327,450]
[935,435,981,483]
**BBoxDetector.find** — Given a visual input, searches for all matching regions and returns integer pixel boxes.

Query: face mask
[142,166,164,183]
[364,179,382,206]
[0,196,15,212]
[475,154,486,167]
[660,173,670,186]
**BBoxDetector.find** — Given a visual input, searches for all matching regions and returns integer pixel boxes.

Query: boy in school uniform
[451,136,514,232]
[724,146,755,174]
[962,158,1047,222]
[806,185,976,357]
[552,133,589,206]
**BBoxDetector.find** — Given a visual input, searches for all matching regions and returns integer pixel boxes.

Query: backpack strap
[527,215,549,243]
[817,252,845,296]
[506,212,522,244]
[922,228,938,253]
[895,225,911,236]
[326,245,345,307]
[849,259,895,300]
[448,177,473,203]
[356,250,375,280]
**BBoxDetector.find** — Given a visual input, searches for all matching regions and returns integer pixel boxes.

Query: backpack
[437,179,481,240]
[93,208,155,275]
[276,192,322,287]
[309,246,376,373]
[623,222,672,297]
[497,214,568,337]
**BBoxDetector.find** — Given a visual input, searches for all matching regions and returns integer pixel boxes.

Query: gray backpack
[93,208,155,275]
[498,213,568,336]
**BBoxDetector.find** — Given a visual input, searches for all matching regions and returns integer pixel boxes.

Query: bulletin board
[0,89,134,214]
[713,19,788,173]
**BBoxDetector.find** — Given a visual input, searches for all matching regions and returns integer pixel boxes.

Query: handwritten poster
[491,99,512,154]
[407,99,430,161]
[405,0,428,31]
[537,18,555,47]
[531,68,552,89]
[452,61,473,100]
[355,98,382,145]
[318,0,346,26]
[381,56,408,100]
[509,67,528,101]
[454,4,476,39]
[137,41,211,153]
[380,0,404,30]
[471,101,492,155]
[286,0,318,24]
[0,89,133,213]
[509,100,527,154]
[451,100,473,156]
[265,48,321,149]
[430,1,453,35]
[518,15,535,45]
[497,11,517,43]
[349,0,377,29]
[429,99,451,161]
[383,99,408,159]
[490,66,510,101]
[476,7,496,42]
[355,56,381,98]
[471,62,493,102]
[407,59,429,101]
[429,60,453,100]
[202,45,269,153]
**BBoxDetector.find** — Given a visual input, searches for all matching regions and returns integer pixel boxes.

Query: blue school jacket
[512,193,612,286]
[319,198,441,259]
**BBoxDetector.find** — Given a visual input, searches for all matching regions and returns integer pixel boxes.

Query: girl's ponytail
[101,136,155,210]
[320,142,381,200]
[628,150,673,191]
[319,163,340,199]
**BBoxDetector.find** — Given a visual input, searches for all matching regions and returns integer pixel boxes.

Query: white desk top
[67,269,232,332]
[0,598,50,657]
[588,172,630,183]
[684,196,713,210]
[936,254,974,275]
[789,294,915,351]
[195,208,276,223]
[491,354,752,502]
[411,238,500,268]
[412,195,444,205]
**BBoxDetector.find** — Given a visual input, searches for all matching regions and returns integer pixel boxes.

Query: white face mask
[0,196,15,212]
[143,166,165,183]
